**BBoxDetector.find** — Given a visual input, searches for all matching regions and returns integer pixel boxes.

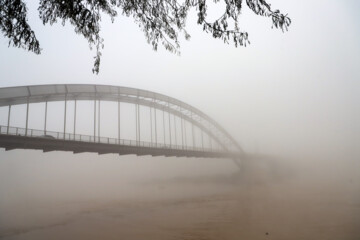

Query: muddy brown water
[0,155,359,240]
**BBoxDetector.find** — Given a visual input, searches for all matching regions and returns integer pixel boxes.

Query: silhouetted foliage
[0,0,291,74]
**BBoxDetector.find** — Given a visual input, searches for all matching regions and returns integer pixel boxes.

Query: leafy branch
[0,0,291,74]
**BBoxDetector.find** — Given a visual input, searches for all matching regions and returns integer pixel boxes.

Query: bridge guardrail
[0,125,218,153]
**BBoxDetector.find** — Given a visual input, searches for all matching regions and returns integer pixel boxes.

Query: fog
[1,0,360,239]
[0,149,359,239]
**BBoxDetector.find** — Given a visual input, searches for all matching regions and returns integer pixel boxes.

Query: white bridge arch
[0,84,243,158]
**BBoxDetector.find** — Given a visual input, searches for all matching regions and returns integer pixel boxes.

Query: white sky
[0,0,359,158]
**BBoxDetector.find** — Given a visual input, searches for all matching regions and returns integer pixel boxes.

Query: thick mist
[0,141,359,239]
[0,0,360,239]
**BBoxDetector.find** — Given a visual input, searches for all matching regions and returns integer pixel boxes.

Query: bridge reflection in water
[0,84,243,159]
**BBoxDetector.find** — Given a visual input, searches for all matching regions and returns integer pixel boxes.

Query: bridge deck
[0,134,241,158]
[0,125,242,158]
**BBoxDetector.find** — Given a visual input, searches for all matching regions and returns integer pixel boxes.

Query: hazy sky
[1,3,360,238]
[0,0,359,157]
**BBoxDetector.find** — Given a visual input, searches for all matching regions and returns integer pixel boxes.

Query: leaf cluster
[0,0,291,74]
[0,0,40,54]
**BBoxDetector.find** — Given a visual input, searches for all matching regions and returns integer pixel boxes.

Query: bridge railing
[0,125,218,153]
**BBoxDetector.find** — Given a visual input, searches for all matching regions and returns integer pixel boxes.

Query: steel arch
[0,84,243,154]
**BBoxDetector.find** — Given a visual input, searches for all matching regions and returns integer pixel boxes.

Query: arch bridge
[0,84,244,159]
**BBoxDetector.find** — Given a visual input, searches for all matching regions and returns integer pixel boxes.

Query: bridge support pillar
[25,98,29,136]
[94,99,96,142]
[174,114,177,147]
[118,98,120,143]
[191,112,195,149]
[168,103,172,147]
[135,103,141,144]
[44,101,47,135]
[180,114,184,149]
[154,102,157,147]
[135,103,141,145]
[63,94,67,140]
[135,104,137,144]
[200,119,204,151]
[162,108,166,145]
[7,105,11,134]
[98,100,100,142]
[201,130,204,151]
[184,116,187,149]
[74,100,77,139]
[150,107,153,146]
[138,104,140,142]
